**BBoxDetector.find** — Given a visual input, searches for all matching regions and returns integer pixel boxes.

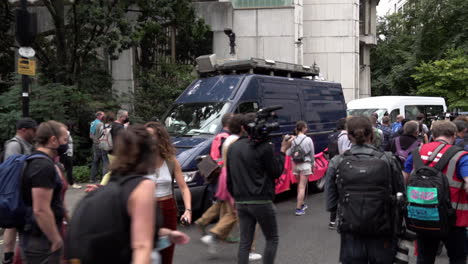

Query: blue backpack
[0,153,48,228]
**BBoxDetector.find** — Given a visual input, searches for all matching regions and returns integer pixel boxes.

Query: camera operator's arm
[263,137,293,179]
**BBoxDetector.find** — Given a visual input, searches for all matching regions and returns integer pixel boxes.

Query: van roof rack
[196,55,320,78]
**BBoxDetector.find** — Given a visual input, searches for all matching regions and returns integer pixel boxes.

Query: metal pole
[20,0,29,117]
[22,74,29,117]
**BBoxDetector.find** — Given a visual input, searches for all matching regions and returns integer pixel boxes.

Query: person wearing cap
[2,117,37,264]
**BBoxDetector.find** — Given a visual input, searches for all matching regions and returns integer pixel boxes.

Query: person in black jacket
[227,113,292,264]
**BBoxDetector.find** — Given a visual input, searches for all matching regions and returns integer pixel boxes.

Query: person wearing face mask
[18,120,68,264]
[2,118,37,264]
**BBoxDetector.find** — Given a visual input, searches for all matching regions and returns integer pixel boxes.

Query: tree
[412,49,468,109]
[371,0,468,106]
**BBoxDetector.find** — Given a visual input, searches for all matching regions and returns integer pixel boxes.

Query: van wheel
[310,176,326,193]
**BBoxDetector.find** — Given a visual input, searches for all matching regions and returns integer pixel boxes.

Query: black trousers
[340,233,396,264]
[59,155,74,185]
[417,226,466,264]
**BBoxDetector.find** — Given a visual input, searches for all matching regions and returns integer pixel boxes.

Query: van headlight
[183,171,198,183]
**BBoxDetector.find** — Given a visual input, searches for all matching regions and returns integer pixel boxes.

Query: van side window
[425,105,444,119]
[390,109,400,122]
[237,102,259,113]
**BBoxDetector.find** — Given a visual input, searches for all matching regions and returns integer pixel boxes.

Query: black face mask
[56,143,69,156]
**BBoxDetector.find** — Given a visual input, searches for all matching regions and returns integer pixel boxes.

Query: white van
[347,96,447,122]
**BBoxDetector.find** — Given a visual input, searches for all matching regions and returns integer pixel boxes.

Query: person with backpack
[144,122,192,264]
[285,121,315,216]
[402,120,468,264]
[89,111,106,183]
[326,118,351,230]
[67,124,158,264]
[371,115,384,150]
[18,120,69,264]
[1,118,37,264]
[325,116,405,264]
[387,121,421,170]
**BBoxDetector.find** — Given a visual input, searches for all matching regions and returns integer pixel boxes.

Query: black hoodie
[226,136,284,202]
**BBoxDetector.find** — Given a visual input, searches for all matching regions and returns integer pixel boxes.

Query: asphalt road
[1,185,451,263]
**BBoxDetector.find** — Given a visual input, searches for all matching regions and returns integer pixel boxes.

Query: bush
[73,165,90,183]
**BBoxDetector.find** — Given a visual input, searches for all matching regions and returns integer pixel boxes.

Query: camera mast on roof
[196,54,320,79]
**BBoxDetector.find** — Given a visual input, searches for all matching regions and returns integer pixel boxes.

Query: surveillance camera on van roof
[195,54,320,78]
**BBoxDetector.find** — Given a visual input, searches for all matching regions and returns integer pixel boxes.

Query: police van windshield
[347,109,387,119]
[163,102,231,137]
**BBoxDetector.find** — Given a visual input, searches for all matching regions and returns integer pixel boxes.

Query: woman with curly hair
[145,122,192,264]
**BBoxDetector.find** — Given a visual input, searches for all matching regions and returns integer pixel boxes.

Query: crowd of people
[0,109,467,264]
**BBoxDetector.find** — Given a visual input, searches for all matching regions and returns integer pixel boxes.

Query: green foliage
[412,49,468,109]
[73,165,91,183]
[133,64,196,122]
[371,0,468,106]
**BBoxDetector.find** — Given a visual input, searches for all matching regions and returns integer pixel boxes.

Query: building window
[231,0,293,8]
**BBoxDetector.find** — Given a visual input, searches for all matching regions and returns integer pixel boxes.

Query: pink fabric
[309,152,328,182]
[215,166,235,206]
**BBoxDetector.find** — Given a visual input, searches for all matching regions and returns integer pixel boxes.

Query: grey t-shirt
[4,135,33,160]
[286,134,315,164]
[337,130,352,154]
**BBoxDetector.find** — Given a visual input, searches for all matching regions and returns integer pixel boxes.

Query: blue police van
[161,56,347,216]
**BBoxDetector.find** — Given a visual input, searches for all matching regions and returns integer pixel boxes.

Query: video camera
[247,105,282,141]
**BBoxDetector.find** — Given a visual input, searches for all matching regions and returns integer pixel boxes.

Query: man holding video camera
[227,111,292,264]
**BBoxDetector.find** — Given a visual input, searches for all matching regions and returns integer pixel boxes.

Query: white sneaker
[200,235,217,254]
[72,184,82,189]
[249,252,262,261]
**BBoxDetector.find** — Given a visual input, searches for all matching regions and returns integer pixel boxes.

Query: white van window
[347,109,386,118]
[405,105,444,120]
[390,109,400,122]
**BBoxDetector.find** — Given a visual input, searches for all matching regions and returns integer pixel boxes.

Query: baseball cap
[16,117,38,130]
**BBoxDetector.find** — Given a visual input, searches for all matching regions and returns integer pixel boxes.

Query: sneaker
[295,208,305,216]
[249,252,262,261]
[301,204,308,211]
[71,184,82,189]
[328,222,337,230]
[200,234,217,254]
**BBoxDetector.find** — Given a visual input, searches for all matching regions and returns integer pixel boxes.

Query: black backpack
[66,176,143,264]
[291,137,309,164]
[405,144,462,237]
[336,150,396,236]
[327,131,341,159]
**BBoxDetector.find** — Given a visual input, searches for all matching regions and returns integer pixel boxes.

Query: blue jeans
[237,203,279,264]
[340,233,396,264]
[417,226,466,264]
[90,144,109,182]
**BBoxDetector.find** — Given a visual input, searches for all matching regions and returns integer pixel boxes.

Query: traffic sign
[18,58,36,76]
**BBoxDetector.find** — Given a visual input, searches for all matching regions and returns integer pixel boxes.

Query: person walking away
[67,125,158,263]
[326,118,351,230]
[227,113,293,264]
[454,119,468,150]
[89,111,105,183]
[387,121,421,172]
[392,115,404,133]
[325,116,405,264]
[107,110,129,162]
[2,118,37,264]
[145,122,192,264]
[402,121,468,264]
[379,116,394,151]
[18,120,69,264]
[285,121,315,216]
[60,123,80,189]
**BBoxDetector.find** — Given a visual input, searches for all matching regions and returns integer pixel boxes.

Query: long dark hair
[109,124,156,176]
[144,122,176,160]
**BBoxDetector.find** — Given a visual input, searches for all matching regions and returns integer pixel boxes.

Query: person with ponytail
[285,121,315,216]
[325,116,405,264]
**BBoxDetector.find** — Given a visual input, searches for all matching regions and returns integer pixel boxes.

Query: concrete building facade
[193,0,380,102]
